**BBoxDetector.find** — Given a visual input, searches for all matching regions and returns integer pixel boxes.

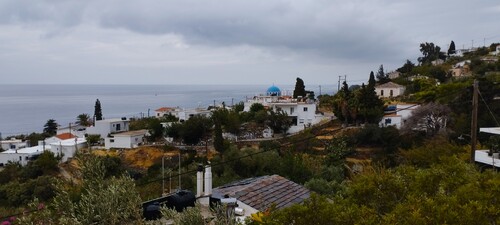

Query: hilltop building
[155,107,212,122]
[0,144,46,166]
[243,85,324,134]
[105,129,148,150]
[86,118,130,138]
[0,138,27,150]
[375,82,405,98]
[379,104,419,129]
[48,138,87,162]
[86,117,147,149]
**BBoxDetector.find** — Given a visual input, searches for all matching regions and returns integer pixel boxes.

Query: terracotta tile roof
[213,175,310,211]
[55,133,77,140]
[375,81,404,88]
[155,107,175,112]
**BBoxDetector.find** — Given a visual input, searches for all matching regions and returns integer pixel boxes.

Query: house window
[116,124,121,131]
[276,107,282,111]
[303,107,308,112]
[385,118,392,124]
[299,119,305,124]
[19,156,22,161]
[290,107,294,115]
[390,90,394,97]
[110,139,115,143]
[381,90,384,96]
[25,156,29,160]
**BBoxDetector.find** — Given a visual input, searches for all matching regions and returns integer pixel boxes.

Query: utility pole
[178,151,181,190]
[470,80,479,163]
[319,85,322,96]
[162,155,165,195]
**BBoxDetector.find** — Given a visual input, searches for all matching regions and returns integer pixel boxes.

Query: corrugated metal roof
[213,175,310,211]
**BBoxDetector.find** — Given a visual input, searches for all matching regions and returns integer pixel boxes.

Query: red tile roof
[56,133,77,140]
[155,107,175,112]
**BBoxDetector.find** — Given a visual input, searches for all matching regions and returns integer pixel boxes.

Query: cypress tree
[448,40,456,56]
[94,99,103,121]
[293,77,306,99]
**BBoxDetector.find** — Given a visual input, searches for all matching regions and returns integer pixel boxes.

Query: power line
[137,126,345,187]
[0,126,344,220]
[478,89,500,126]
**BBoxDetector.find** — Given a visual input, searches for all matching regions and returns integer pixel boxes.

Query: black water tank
[165,190,196,212]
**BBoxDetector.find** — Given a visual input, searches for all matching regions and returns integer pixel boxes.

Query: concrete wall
[49,140,86,162]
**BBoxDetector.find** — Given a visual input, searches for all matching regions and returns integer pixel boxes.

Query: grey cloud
[93,0,412,62]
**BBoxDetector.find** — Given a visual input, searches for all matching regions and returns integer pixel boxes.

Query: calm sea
[0,84,335,136]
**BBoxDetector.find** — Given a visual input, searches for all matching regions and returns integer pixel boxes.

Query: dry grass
[123,147,178,170]
[316,135,333,140]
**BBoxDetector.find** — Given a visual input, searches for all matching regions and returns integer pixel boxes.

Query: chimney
[196,164,204,197]
[204,162,212,196]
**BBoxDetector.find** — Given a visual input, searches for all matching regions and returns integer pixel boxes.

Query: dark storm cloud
[1,0,499,85]
[95,0,409,61]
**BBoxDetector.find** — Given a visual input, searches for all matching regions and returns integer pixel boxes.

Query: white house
[86,118,130,138]
[269,101,322,133]
[375,82,406,98]
[155,107,183,119]
[57,124,87,138]
[155,107,212,122]
[243,85,324,134]
[379,104,419,129]
[44,132,78,145]
[0,145,46,166]
[0,138,27,150]
[105,130,148,149]
[48,137,87,162]
[475,127,500,168]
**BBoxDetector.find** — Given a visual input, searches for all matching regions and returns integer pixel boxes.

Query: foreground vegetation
[1,41,500,224]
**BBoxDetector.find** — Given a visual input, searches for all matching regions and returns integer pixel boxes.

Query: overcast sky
[1,0,499,85]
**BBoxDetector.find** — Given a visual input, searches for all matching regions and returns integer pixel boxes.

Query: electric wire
[0,125,345,220]
[477,89,500,126]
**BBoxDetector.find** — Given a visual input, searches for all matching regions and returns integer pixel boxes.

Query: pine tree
[94,99,103,121]
[376,64,390,84]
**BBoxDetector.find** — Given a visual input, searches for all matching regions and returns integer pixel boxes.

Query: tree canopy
[418,42,446,65]
[43,119,58,136]
[376,64,390,84]
[76,113,92,126]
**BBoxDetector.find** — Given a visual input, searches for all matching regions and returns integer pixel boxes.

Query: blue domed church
[266,85,281,96]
